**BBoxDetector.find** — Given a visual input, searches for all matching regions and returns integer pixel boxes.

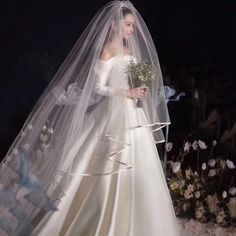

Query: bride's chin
[123,35,131,40]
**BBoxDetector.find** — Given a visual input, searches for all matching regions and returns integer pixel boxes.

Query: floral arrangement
[166,136,236,228]
[126,58,157,107]
[126,58,156,88]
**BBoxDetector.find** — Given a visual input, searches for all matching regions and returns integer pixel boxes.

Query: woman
[0,1,181,235]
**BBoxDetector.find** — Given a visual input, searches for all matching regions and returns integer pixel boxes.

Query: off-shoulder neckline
[98,54,134,63]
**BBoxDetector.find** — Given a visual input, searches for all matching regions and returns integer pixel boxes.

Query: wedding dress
[0,1,182,235]
[32,54,181,236]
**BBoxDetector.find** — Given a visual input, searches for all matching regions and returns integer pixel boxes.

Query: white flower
[208,159,216,168]
[201,162,207,170]
[48,127,54,134]
[226,159,235,169]
[208,169,216,177]
[222,191,227,198]
[198,140,207,149]
[192,140,198,150]
[42,125,47,131]
[212,140,217,146]
[172,161,181,173]
[166,142,173,152]
[183,141,191,152]
[26,123,33,131]
[229,187,236,196]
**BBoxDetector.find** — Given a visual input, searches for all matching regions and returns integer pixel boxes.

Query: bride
[0,1,181,235]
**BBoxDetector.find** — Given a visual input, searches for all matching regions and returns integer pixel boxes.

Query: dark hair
[121,7,132,17]
[101,6,133,53]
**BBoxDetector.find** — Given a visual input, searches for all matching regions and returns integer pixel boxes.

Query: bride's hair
[121,7,132,17]
[102,6,133,54]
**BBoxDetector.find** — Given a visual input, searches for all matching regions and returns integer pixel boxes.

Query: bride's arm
[94,61,146,98]
[94,61,127,97]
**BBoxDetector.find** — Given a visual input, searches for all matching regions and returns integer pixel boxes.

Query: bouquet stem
[136,87,146,108]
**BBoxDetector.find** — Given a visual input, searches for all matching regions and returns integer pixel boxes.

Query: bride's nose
[130,26,134,33]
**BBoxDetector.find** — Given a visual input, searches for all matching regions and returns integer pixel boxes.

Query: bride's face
[121,13,135,40]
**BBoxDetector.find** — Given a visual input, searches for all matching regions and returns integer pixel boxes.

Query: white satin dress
[33,55,181,236]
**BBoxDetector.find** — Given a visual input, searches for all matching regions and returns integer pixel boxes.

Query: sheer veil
[0,0,170,234]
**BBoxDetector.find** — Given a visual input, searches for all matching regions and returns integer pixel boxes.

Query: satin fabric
[33,55,181,236]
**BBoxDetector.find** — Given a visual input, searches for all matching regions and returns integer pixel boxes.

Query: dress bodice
[94,55,136,97]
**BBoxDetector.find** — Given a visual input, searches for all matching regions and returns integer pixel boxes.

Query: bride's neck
[107,37,120,50]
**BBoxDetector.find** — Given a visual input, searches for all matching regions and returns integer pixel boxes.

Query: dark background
[1,0,236,158]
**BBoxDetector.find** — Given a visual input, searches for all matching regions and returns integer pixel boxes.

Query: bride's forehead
[122,14,135,24]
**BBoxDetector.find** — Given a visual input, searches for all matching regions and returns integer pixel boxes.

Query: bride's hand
[127,86,147,99]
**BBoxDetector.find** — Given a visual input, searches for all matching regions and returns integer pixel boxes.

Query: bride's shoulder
[99,48,114,61]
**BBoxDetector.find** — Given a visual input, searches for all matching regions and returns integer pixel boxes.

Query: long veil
[0,0,170,235]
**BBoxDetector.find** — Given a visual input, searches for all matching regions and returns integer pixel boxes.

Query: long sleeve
[94,60,127,97]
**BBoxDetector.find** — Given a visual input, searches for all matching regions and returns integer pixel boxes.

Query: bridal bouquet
[126,58,156,107]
